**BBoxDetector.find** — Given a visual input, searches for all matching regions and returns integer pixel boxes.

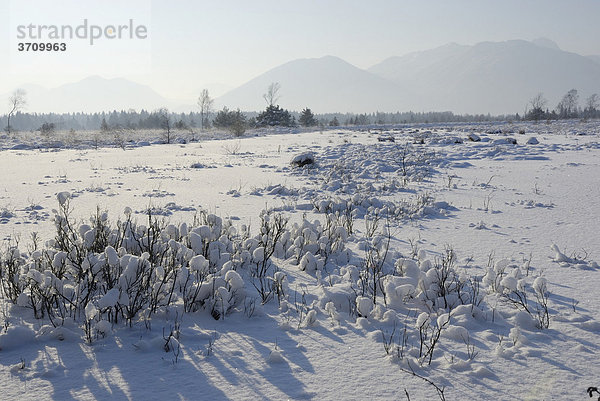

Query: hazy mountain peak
[217,55,416,113]
[368,39,600,114]
[9,76,174,113]
[79,75,105,82]
[314,55,346,62]
[278,55,359,70]
[531,37,560,50]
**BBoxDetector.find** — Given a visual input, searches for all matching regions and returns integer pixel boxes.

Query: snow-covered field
[1,121,599,400]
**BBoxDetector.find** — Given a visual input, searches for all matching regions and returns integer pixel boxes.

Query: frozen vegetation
[1,120,600,400]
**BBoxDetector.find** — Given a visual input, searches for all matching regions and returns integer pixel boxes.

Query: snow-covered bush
[483,258,551,329]
[0,195,297,337]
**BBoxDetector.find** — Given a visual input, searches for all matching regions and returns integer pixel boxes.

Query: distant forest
[2,87,598,134]
[1,109,513,133]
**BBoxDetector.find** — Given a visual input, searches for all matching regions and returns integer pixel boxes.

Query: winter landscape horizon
[3,37,600,115]
[2,1,600,400]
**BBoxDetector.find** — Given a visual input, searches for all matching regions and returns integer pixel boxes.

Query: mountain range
[220,38,600,114]
[217,56,419,114]
[6,38,600,115]
[13,76,172,115]
[367,39,600,114]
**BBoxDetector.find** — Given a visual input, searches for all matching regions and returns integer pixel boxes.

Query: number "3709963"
[17,42,67,51]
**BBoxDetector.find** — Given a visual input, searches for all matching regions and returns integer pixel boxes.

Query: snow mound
[291,152,315,167]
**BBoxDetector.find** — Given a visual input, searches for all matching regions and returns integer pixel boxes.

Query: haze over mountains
[7,39,600,115]
[222,38,600,115]
[216,56,420,114]
[14,76,173,114]
[367,39,600,114]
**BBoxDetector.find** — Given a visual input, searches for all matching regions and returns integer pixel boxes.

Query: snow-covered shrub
[357,212,392,306]
[0,194,281,337]
[0,242,26,303]
[414,311,450,366]
[532,276,549,329]
[483,258,551,329]
[287,215,349,270]
[356,296,374,318]
[250,211,288,304]
[410,245,482,313]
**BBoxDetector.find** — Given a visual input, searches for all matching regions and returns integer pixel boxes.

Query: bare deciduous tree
[263,82,281,106]
[158,108,173,144]
[526,92,547,121]
[584,93,599,119]
[530,92,546,111]
[6,89,27,133]
[197,89,214,131]
[556,89,579,119]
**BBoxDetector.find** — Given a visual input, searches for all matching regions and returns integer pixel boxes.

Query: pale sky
[1,0,599,102]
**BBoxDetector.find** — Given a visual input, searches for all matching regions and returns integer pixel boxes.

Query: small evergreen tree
[213,107,234,128]
[40,122,55,136]
[230,111,247,137]
[100,117,110,132]
[213,107,247,136]
[255,105,295,127]
[299,108,318,127]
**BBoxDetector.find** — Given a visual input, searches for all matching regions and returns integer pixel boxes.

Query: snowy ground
[1,121,599,400]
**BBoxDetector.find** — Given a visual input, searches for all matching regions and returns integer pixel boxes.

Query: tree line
[4,84,596,136]
[524,90,599,121]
